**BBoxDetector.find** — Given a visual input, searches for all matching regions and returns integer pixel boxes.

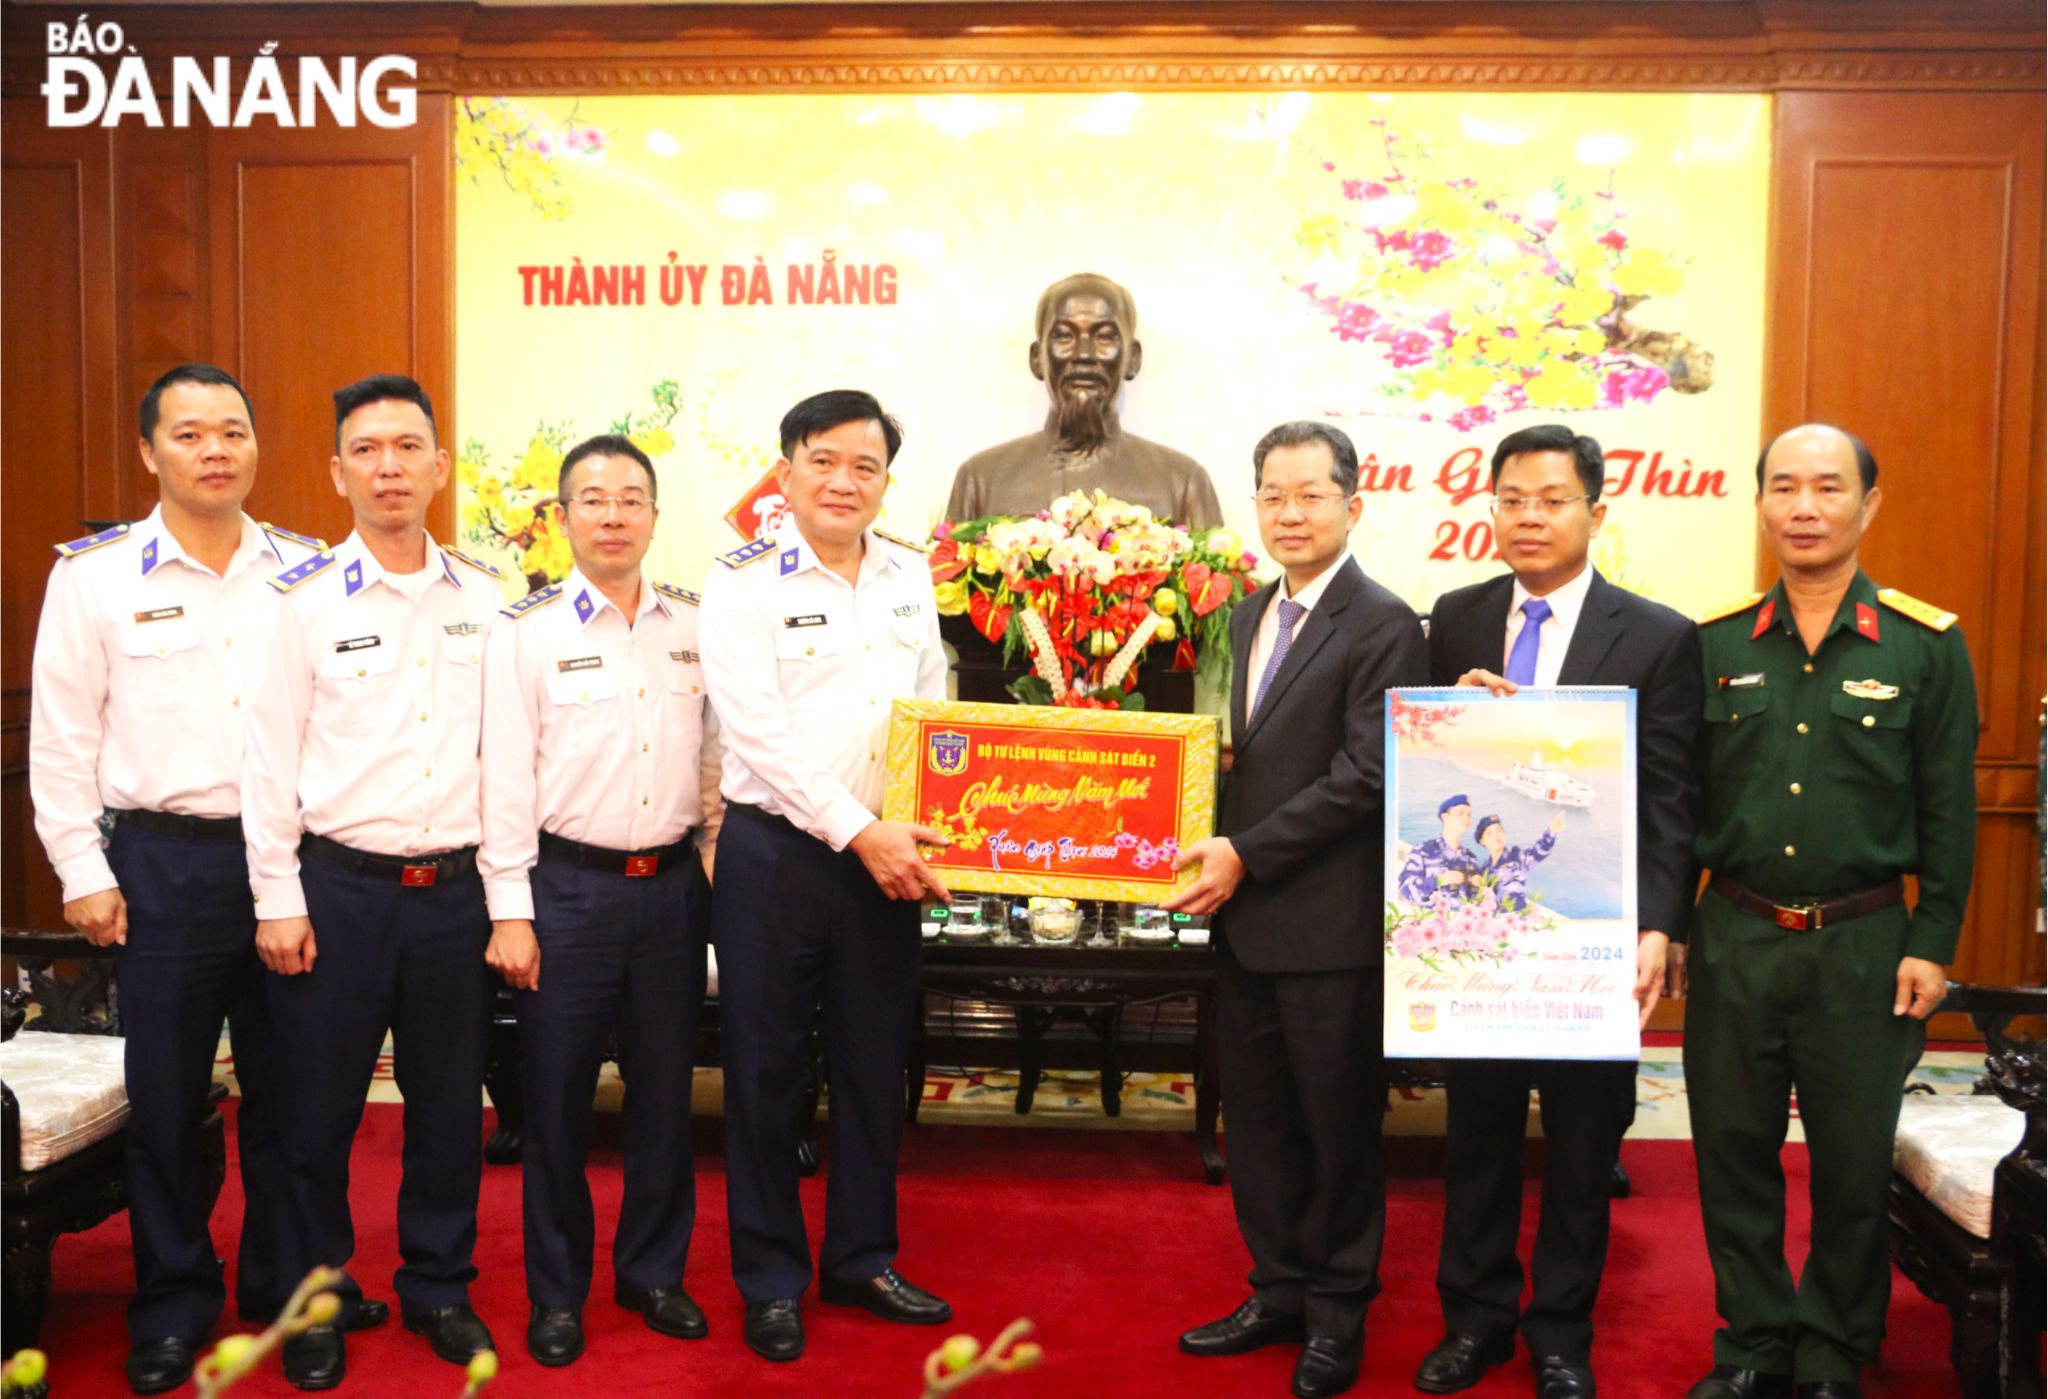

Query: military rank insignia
[53,522,130,558]
[268,553,337,593]
[718,537,776,569]
[502,584,563,619]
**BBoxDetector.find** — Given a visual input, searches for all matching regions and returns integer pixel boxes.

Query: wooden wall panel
[1766,90,2046,1029]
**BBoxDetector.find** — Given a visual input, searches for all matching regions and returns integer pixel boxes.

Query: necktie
[1250,598,1306,719]
[1505,597,1552,686]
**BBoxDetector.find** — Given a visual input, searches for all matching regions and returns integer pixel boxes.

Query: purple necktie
[1506,597,1552,686]
[1251,597,1306,719]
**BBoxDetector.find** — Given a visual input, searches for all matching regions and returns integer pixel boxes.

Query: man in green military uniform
[1679,424,1976,1399]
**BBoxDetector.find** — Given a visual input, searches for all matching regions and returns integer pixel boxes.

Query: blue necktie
[1505,597,1552,686]
[1251,598,1306,719]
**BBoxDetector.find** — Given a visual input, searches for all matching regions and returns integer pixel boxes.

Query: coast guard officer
[28,365,347,1395]
[1396,795,1479,904]
[1683,425,1975,1399]
[241,375,503,1390]
[698,389,954,1363]
[478,435,722,1367]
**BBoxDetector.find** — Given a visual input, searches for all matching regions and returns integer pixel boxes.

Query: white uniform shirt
[478,568,723,922]
[1503,562,1596,688]
[29,509,324,902]
[698,528,945,851]
[1243,553,1351,727]
[241,532,505,919]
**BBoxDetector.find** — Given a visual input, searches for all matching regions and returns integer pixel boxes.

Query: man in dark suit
[1414,424,1701,1399]
[1168,420,1427,1399]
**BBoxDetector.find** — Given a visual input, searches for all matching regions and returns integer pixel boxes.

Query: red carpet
[34,1102,1962,1398]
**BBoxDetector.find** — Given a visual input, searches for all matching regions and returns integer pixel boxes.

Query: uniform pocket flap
[1829,689,1912,730]
[1704,687,1770,724]
[545,666,619,708]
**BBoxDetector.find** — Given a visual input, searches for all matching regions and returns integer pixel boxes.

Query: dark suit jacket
[1217,557,1429,974]
[1425,568,1703,939]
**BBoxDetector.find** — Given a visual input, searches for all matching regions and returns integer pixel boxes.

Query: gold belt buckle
[400,863,439,888]
[625,855,660,878]
[1772,900,1822,932]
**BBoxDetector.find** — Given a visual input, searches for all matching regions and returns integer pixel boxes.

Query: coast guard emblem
[1408,1002,1438,1033]
[927,730,970,778]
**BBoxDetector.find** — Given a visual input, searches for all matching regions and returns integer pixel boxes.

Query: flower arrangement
[455,97,608,220]
[1295,118,1713,433]
[458,380,680,591]
[930,490,1260,710]
[1385,880,1555,969]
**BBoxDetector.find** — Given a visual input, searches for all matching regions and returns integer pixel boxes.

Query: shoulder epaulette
[1877,587,1957,632]
[1694,591,1764,626]
[52,523,131,559]
[268,552,337,593]
[874,527,932,556]
[441,545,504,580]
[718,537,776,569]
[501,584,562,619]
[652,581,700,606]
[259,521,326,552]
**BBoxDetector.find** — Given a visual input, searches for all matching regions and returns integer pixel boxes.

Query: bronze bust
[945,273,1224,529]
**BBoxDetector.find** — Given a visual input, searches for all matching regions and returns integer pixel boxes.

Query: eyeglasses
[1490,495,1589,517]
[565,494,653,519]
[1252,490,1349,514]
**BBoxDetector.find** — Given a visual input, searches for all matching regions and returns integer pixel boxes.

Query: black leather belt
[1709,876,1904,932]
[301,833,477,887]
[537,829,693,878]
[111,809,243,841]
[729,802,806,839]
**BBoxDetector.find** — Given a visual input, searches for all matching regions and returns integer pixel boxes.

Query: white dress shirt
[1244,553,1351,727]
[478,568,723,922]
[1503,562,1596,688]
[241,532,506,919]
[29,508,323,902]
[698,528,945,852]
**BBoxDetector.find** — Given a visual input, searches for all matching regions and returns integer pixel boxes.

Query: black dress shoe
[1795,1384,1860,1399]
[526,1306,584,1367]
[1179,1296,1308,1356]
[744,1298,804,1362]
[616,1282,708,1339]
[402,1303,496,1365]
[282,1327,345,1392]
[818,1267,952,1324]
[1611,1161,1632,1199]
[125,1337,196,1396]
[1687,1366,1793,1399]
[1535,1355,1596,1399]
[1414,1332,1515,1392]
[1292,1335,1363,1399]
[339,1297,390,1332]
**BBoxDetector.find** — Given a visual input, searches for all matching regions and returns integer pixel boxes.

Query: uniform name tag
[669,649,699,663]
[783,614,827,629]
[1842,678,1899,700]
[1719,673,1765,689]
[557,656,603,673]
[133,605,185,623]
[333,635,382,653]
[443,621,481,637]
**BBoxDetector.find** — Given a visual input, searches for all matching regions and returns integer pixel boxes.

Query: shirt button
[642,742,651,752]
[806,647,815,658]
[641,797,649,806]
[417,656,428,666]
[1862,715,1875,728]
[1796,722,1810,735]
[419,712,429,722]
[638,687,646,698]
[358,668,367,678]
[1802,662,1814,674]
[224,637,234,648]
[1730,713,1741,725]
[231,696,240,707]
[1789,782,1801,795]
[691,685,700,695]
[1783,845,1796,857]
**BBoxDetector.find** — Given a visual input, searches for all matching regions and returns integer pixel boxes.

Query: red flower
[968,592,1013,644]
[1183,561,1233,617]
[928,537,969,584]
[1598,229,1629,251]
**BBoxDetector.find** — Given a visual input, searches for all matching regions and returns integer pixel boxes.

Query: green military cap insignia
[718,537,776,568]
[268,552,337,592]
[1876,587,1956,632]
[652,580,701,606]
[52,522,130,558]
[502,583,563,619]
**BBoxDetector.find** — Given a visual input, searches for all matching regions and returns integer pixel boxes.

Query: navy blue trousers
[106,821,283,1342]
[518,852,704,1307]
[711,805,921,1302]
[267,854,491,1315]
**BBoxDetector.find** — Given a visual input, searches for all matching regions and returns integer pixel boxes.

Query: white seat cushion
[4,1030,129,1170]
[1894,1093,2026,1240]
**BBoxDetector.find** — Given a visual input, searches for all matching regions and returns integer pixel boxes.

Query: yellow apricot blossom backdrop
[454,92,1767,612]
